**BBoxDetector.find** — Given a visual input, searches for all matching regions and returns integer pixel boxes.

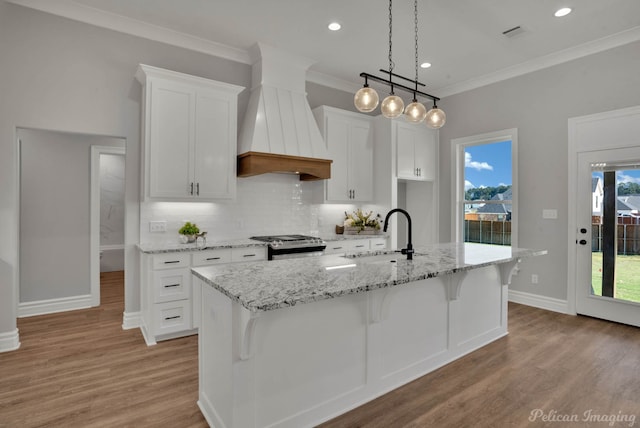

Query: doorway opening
[18,128,125,317]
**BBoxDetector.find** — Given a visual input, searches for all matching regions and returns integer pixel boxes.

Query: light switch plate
[542,209,558,219]
[149,221,167,232]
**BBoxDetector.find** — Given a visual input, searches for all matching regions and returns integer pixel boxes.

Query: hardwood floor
[2,274,639,427]
[0,271,208,428]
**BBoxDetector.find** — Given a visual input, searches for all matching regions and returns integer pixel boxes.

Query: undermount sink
[343,251,426,264]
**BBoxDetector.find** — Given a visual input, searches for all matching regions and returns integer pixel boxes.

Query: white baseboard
[122,311,141,330]
[18,294,92,317]
[0,329,20,353]
[508,289,569,314]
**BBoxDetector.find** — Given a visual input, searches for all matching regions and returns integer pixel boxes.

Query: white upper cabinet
[395,121,437,181]
[136,64,244,201]
[313,106,374,202]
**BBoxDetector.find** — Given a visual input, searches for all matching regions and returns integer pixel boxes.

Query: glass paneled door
[576,147,640,327]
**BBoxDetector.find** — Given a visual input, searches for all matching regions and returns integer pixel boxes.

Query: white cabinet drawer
[192,249,232,266]
[153,300,192,336]
[369,238,388,250]
[152,253,190,270]
[152,268,190,303]
[324,239,368,254]
[231,247,266,262]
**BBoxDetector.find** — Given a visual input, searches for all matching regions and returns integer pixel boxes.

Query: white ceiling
[8,0,640,97]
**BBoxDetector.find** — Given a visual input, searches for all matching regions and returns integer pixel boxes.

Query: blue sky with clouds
[465,141,640,190]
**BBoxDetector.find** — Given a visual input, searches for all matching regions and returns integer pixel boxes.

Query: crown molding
[7,1,640,98]
[306,70,360,94]
[5,0,251,65]
[435,25,640,98]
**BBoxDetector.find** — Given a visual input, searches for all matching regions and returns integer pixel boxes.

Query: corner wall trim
[508,289,569,314]
[18,294,92,318]
[0,329,20,353]
[122,311,142,330]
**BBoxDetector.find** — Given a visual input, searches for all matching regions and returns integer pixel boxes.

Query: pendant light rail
[359,72,440,102]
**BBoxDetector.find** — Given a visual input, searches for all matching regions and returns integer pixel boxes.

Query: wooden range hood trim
[237,151,332,181]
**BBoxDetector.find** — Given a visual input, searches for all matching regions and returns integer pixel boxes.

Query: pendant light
[354,0,445,128]
[425,100,446,129]
[404,0,427,123]
[380,0,404,119]
[354,76,379,112]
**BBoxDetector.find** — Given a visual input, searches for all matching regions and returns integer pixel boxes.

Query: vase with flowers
[343,209,382,235]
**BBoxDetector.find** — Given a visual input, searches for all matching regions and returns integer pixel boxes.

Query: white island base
[196,260,519,428]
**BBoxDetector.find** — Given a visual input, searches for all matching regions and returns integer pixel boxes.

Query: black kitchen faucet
[383,208,414,260]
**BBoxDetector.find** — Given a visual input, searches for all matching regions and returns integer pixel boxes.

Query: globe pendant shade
[404,101,427,123]
[381,95,404,119]
[354,87,379,113]
[425,107,446,129]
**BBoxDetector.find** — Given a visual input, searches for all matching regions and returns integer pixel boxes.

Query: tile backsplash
[140,174,382,245]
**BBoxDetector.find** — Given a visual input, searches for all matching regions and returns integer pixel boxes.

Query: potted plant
[179,221,200,243]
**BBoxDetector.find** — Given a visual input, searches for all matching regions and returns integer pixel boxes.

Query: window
[451,129,518,247]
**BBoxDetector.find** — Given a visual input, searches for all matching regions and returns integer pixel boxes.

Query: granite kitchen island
[191,242,546,428]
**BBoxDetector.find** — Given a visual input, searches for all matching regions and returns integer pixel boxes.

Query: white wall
[0,2,250,339]
[0,3,360,343]
[438,40,640,302]
[19,129,124,303]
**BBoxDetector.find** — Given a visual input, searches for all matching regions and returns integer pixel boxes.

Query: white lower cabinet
[141,246,266,345]
[324,237,388,255]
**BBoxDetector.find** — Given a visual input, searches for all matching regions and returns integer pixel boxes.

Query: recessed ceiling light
[328,22,341,31]
[554,7,572,17]
[420,62,432,69]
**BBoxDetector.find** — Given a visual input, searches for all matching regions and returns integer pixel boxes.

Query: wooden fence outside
[592,224,640,255]
[464,220,640,255]
[464,220,511,246]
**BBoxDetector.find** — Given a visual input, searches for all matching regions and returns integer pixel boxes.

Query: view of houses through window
[591,168,640,303]
[463,140,512,246]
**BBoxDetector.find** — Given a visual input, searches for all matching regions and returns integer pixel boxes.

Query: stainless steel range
[250,235,326,260]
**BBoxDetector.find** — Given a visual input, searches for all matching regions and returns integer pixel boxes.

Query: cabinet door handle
[164,260,180,264]
[190,182,194,195]
[163,283,181,288]
[353,189,356,199]
[243,254,256,258]
[206,257,221,261]
[164,315,181,321]
[196,183,200,196]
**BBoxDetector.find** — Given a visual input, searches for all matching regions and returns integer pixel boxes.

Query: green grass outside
[591,252,640,303]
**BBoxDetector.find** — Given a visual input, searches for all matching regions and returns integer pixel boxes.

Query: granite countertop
[138,234,386,254]
[192,242,547,313]
[138,238,265,254]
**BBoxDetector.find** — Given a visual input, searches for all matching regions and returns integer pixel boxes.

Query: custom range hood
[237,43,331,181]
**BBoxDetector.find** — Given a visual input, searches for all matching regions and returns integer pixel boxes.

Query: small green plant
[178,221,200,236]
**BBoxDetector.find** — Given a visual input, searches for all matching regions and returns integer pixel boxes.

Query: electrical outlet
[531,274,539,284]
[149,221,167,232]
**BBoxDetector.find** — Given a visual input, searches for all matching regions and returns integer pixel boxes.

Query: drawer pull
[164,260,180,264]
[243,254,256,257]
[164,315,181,321]
[333,246,343,250]
[375,243,385,246]
[206,257,221,261]
[355,245,365,248]
[163,283,181,288]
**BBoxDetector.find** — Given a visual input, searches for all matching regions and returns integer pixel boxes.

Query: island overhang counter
[191,242,546,428]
